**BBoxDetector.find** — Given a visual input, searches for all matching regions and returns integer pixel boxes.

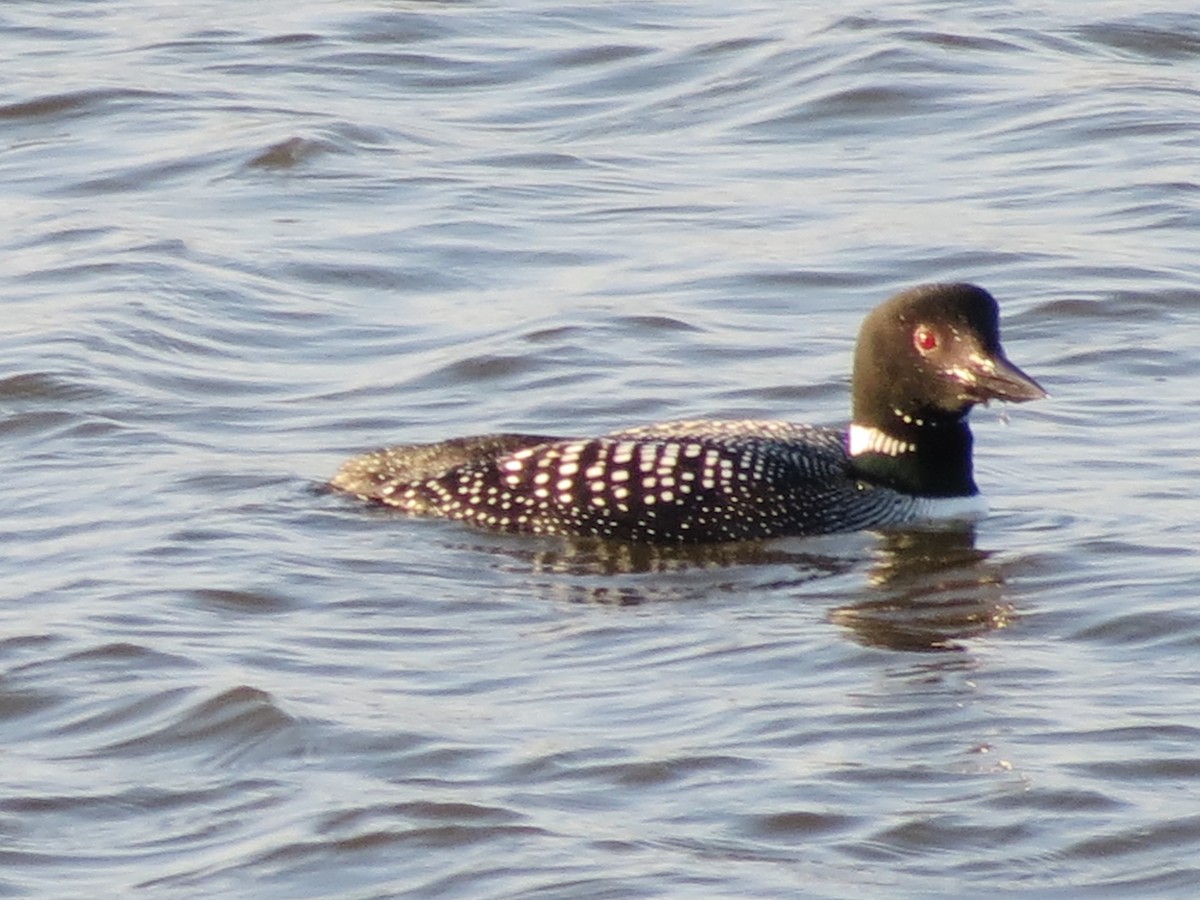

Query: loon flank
[330,283,1046,543]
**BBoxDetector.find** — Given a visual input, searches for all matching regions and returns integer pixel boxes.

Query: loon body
[331,284,1046,543]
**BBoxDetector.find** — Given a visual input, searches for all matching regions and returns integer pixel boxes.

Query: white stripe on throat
[848,423,916,458]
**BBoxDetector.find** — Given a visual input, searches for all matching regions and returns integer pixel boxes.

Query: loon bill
[330,283,1046,544]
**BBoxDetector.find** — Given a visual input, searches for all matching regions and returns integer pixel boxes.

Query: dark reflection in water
[497,534,852,580]
[455,524,1013,652]
[446,530,858,605]
[832,527,1013,653]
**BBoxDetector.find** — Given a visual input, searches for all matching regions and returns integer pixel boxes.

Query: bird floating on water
[330,283,1046,544]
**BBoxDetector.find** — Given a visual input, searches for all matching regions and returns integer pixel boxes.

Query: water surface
[4,1,1200,895]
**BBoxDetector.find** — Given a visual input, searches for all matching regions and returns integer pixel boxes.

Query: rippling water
[5,1,1200,895]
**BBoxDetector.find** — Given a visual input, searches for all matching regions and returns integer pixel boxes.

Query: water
[3,1,1200,895]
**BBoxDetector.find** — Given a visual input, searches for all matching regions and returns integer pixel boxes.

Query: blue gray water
[4,2,1200,896]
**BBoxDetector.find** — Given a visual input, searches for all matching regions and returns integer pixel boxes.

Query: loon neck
[847,412,977,498]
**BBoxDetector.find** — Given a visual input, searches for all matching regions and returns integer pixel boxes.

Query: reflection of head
[831,527,1015,652]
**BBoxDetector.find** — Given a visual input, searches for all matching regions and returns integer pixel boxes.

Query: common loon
[331,283,1046,543]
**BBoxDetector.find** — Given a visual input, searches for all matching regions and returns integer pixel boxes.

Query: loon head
[849,283,1046,497]
[853,283,1046,418]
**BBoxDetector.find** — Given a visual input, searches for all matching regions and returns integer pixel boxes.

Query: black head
[848,283,1045,497]
[852,283,1045,424]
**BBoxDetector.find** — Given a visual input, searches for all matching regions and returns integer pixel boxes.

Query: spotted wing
[330,433,561,502]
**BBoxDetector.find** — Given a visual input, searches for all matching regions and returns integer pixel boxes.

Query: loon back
[331,420,930,543]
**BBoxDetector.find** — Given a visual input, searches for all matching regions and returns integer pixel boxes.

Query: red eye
[914,325,938,353]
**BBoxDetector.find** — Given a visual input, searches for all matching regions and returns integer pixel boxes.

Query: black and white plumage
[331,284,1046,544]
